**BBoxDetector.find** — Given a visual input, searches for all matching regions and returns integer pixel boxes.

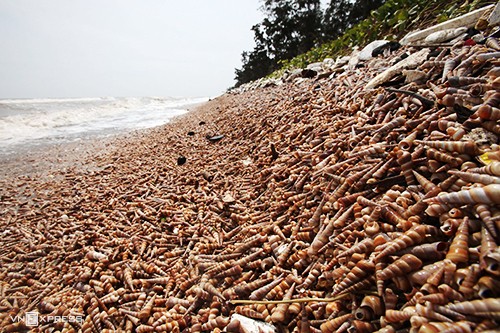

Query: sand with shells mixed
[1,35,500,332]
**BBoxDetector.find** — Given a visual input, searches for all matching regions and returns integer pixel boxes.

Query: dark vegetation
[234,0,496,87]
[234,0,385,86]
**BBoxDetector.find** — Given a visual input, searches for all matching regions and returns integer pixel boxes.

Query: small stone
[177,156,186,165]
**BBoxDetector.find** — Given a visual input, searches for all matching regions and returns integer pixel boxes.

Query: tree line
[234,0,386,87]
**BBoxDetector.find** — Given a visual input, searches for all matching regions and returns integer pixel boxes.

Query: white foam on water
[0,96,208,154]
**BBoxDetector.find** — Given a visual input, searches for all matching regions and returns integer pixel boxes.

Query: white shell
[231,313,277,333]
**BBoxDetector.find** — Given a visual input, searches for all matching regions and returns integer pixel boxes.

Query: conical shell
[414,140,482,155]
[375,225,427,261]
[417,321,472,333]
[446,217,469,265]
[379,254,423,280]
[447,298,500,314]
[426,184,500,205]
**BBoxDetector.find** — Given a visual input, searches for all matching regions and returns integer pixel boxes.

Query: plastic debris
[358,40,390,61]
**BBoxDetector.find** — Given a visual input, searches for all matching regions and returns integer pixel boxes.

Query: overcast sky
[0,0,263,99]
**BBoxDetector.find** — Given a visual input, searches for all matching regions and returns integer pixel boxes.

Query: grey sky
[0,0,263,99]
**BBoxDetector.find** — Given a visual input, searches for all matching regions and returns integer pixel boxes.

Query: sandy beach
[1,42,499,331]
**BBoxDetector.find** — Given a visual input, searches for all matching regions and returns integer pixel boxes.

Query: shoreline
[0,99,211,181]
[0,96,210,177]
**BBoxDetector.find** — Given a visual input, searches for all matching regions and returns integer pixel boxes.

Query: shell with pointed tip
[469,162,500,176]
[333,259,375,295]
[384,307,416,323]
[418,321,472,333]
[415,140,482,155]
[200,317,230,331]
[447,298,500,315]
[375,225,427,261]
[379,254,423,281]
[320,313,353,333]
[426,184,500,205]
[446,217,470,265]
[484,252,500,277]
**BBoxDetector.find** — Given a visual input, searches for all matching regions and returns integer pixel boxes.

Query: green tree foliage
[235,0,322,86]
[321,0,387,42]
[234,0,386,87]
[234,47,274,86]
[348,0,387,27]
[321,0,352,41]
[277,0,495,75]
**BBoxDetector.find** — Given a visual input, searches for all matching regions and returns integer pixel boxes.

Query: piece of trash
[177,156,186,165]
[477,150,500,165]
[207,134,224,142]
[464,38,476,46]
[187,131,195,136]
[199,121,206,125]
[372,41,400,57]
[358,40,389,61]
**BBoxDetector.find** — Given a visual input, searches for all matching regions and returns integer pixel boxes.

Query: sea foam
[0,96,208,154]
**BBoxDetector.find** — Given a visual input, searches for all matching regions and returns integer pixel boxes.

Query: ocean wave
[0,96,208,153]
[0,97,112,104]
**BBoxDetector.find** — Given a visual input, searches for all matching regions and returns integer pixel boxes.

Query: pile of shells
[1,27,500,333]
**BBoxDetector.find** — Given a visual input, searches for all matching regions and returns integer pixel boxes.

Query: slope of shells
[1,40,500,332]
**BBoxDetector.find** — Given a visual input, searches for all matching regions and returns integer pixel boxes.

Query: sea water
[0,96,208,155]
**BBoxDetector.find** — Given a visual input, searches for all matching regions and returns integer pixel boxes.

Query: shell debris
[1,20,500,333]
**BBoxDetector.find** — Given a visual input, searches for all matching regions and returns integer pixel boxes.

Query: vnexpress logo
[9,310,83,326]
[25,312,39,327]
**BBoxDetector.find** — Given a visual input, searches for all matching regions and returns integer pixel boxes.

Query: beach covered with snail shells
[2,8,500,333]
